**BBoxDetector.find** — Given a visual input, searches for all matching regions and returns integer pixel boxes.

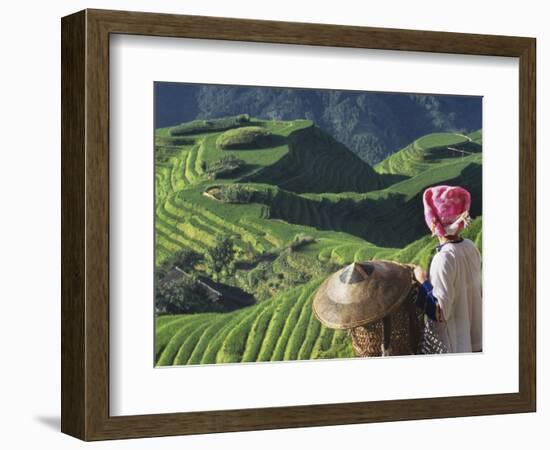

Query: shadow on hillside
[266,162,482,248]
[243,125,384,194]
[160,268,256,312]
[196,276,256,311]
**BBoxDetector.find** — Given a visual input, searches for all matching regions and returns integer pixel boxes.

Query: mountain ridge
[155,83,482,164]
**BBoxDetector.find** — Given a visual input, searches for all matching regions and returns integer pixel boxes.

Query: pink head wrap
[423,185,472,237]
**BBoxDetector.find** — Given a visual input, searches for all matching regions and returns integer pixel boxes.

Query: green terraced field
[154,218,482,366]
[154,118,483,366]
[155,280,351,365]
[374,132,482,178]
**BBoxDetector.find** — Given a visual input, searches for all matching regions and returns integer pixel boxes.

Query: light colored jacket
[430,238,482,353]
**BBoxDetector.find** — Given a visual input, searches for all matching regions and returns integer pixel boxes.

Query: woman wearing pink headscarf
[413,185,482,353]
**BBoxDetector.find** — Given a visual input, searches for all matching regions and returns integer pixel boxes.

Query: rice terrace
[154,84,482,367]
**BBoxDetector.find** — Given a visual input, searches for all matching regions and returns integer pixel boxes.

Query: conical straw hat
[312,260,414,330]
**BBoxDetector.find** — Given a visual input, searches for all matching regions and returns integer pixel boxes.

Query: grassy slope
[374,131,481,178]
[155,119,387,264]
[154,120,483,366]
[253,150,481,247]
[155,218,482,366]
[242,124,384,193]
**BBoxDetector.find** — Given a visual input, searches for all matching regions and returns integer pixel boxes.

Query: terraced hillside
[374,131,482,177]
[156,219,482,366]
[241,125,386,193]
[154,117,483,366]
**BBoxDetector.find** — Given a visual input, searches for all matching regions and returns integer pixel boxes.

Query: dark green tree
[207,235,236,280]
[171,248,203,272]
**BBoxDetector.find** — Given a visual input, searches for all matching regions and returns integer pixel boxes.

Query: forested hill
[155,83,482,164]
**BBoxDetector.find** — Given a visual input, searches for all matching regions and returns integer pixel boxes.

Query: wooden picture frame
[61,8,536,441]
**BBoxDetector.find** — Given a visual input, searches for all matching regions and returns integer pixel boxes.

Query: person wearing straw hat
[413,185,482,353]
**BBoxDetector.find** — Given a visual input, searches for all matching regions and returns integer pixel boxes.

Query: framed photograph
[61,9,536,441]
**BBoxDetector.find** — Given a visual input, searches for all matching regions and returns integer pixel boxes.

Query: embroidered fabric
[418,317,448,354]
